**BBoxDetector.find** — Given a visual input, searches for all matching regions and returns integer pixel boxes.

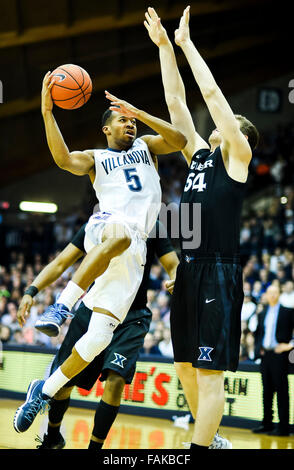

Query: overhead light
[19,201,58,213]
[280,196,288,205]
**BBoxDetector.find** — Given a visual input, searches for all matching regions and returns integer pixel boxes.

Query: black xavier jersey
[179,146,247,256]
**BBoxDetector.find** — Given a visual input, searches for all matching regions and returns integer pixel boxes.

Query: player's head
[208,115,259,151]
[101,109,137,149]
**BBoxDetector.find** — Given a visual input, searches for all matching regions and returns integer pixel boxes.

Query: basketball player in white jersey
[13,73,187,433]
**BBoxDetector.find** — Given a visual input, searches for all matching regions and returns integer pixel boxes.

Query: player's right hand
[144,7,169,47]
[17,295,34,327]
[41,71,56,114]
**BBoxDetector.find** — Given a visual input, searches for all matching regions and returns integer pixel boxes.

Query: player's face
[109,113,137,147]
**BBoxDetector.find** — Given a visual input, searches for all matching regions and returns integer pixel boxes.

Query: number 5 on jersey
[184,172,207,192]
[123,167,142,192]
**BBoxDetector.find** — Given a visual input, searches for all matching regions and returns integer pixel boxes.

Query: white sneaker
[182,433,232,449]
[209,432,232,449]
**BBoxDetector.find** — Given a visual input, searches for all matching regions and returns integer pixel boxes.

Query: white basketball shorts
[82,211,147,322]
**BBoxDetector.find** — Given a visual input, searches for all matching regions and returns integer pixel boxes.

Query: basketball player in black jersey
[145,7,259,449]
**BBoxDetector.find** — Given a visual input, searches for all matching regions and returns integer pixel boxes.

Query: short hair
[235,114,259,151]
[101,109,114,127]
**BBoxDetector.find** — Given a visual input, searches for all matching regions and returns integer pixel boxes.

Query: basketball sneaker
[182,432,232,449]
[35,432,66,449]
[13,380,51,433]
[35,303,73,337]
[208,432,232,449]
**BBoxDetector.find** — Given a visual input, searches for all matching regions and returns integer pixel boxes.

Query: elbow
[165,94,184,113]
[177,132,188,150]
[202,86,217,100]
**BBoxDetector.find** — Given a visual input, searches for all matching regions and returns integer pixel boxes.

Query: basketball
[50,64,92,110]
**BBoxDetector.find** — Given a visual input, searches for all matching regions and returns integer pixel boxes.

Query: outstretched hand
[105,90,139,118]
[175,6,191,46]
[41,71,56,114]
[17,295,34,328]
[144,7,169,47]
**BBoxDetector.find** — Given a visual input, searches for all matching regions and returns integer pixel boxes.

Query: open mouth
[125,130,135,138]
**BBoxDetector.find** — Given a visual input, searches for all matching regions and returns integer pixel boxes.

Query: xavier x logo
[198,346,214,361]
[111,352,127,368]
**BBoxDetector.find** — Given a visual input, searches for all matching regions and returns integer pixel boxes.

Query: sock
[47,397,70,439]
[57,281,84,310]
[190,443,209,450]
[88,400,120,449]
[42,368,69,398]
[88,440,103,450]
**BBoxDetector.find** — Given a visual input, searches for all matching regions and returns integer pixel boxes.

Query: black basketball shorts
[50,302,151,389]
[170,254,244,372]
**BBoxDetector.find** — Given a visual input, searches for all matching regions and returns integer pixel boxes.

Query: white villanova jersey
[92,138,162,235]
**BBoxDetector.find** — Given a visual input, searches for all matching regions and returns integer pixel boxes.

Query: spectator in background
[0,296,8,319]
[241,294,256,323]
[252,280,263,303]
[279,280,294,308]
[157,292,170,318]
[158,327,173,358]
[0,324,11,343]
[140,332,162,356]
[259,268,272,292]
[252,284,294,436]
[1,301,19,333]
[269,247,285,274]
[149,307,161,333]
[243,282,252,296]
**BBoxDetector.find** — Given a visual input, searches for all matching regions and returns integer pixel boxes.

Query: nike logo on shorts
[205,298,215,304]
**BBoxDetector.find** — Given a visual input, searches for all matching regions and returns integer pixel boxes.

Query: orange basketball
[50,64,92,110]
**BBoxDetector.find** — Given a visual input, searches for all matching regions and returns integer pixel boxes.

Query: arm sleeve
[70,223,87,252]
[152,220,175,258]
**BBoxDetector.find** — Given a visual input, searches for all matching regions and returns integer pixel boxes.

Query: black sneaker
[35,432,66,449]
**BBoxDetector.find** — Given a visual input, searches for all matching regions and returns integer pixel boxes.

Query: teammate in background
[13,74,187,433]
[17,221,179,449]
[145,7,259,450]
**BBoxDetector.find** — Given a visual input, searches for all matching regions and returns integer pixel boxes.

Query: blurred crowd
[1,120,294,362]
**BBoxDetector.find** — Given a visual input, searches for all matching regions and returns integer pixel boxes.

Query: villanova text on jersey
[92,138,162,236]
[100,149,151,175]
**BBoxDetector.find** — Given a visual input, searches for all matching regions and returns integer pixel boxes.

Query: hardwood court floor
[1,399,293,450]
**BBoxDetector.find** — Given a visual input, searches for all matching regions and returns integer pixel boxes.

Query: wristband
[24,286,39,298]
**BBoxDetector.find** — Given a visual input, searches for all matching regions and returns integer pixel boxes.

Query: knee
[114,234,131,253]
[197,369,224,396]
[54,386,73,401]
[102,224,131,256]
[104,373,125,404]
[75,329,113,363]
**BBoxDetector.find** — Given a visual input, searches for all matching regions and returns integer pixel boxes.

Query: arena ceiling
[0,0,292,189]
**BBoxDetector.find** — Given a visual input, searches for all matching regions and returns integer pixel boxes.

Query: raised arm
[41,72,95,177]
[17,243,84,327]
[144,7,209,164]
[105,91,187,155]
[175,7,252,168]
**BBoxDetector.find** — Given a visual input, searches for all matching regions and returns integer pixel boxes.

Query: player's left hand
[165,279,175,294]
[274,343,293,354]
[17,295,34,327]
[175,6,191,46]
[105,91,139,118]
